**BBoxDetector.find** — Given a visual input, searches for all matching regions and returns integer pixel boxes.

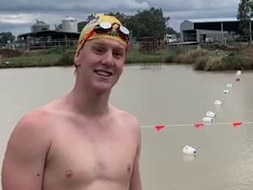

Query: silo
[31,20,50,33]
[62,16,78,33]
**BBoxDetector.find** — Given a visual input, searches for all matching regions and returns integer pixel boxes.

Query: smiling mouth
[94,69,113,77]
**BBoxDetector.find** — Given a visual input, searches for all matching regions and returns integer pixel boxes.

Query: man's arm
[1,111,51,190]
[129,121,142,190]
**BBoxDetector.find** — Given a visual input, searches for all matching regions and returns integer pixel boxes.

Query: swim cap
[76,15,129,55]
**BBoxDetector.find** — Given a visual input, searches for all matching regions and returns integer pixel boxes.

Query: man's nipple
[65,169,74,178]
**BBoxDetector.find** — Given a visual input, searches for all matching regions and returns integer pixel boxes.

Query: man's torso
[42,107,138,190]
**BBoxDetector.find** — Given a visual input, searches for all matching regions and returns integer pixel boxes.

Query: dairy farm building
[180,18,245,44]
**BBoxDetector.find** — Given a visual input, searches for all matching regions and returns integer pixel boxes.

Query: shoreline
[1,45,253,71]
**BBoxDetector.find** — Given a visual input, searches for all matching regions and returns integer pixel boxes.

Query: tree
[124,7,169,40]
[78,21,88,32]
[107,12,129,25]
[81,8,175,40]
[0,32,15,45]
[166,27,178,35]
[87,14,96,22]
[237,0,253,39]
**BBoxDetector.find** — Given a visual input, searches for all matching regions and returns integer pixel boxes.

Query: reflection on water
[0,65,253,190]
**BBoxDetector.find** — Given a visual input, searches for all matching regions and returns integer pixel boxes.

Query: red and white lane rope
[140,121,253,132]
[139,70,251,132]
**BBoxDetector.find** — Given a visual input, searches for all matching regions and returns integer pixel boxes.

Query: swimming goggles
[76,21,130,55]
[93,22,130,42]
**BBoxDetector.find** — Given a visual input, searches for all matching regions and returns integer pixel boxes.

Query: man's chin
[93,83,113,94]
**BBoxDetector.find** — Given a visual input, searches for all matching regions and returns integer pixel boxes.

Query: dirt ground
[0,49,23,58]
[239,45,253,58]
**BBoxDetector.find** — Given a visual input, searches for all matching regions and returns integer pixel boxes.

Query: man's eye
[94,48,104,53]
[113,52,124,58]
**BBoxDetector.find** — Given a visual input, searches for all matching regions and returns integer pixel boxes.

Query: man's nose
[100,51,114,66]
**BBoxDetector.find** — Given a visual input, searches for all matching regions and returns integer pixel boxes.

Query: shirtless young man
[1,15,142,190]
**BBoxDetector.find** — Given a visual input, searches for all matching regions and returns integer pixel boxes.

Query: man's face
[74,38,126,93]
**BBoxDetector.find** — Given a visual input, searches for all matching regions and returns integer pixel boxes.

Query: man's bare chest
[45,124,137,183]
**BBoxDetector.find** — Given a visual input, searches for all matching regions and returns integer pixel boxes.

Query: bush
[193,56,208,70]
[218,55,247,70]
[205,54,253,71]
[205,57,221,71]
[56,52,75,66]
[163,54,175,63]
[189,49,207,59]
[173,54,192,63]
[173,49,208,64]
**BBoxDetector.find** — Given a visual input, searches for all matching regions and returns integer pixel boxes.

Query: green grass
[126,48,175,64]
[1,45,253,71]
[0,53,63,68]
[126,51,164,63]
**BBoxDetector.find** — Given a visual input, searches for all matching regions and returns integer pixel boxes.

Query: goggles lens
[119,25,130,35]
[94,22,130,41]
[99,22,112,29]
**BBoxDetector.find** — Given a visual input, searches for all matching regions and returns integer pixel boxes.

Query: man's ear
[74,53,81,67]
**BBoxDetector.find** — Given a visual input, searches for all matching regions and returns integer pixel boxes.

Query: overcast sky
[0,0,240,36]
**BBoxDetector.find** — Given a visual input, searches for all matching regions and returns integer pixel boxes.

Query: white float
[206,111,216,118]
[202,117,215,122]
[214,100,222,105]
[224,89,230,94]
[227,83,233,88]
[182,145,197,155]
[236,70,242,75]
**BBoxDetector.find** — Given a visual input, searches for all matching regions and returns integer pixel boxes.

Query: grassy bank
[1,45,253,71]
[0,48,72,68]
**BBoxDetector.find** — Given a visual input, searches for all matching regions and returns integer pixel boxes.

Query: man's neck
[66,87,111,116]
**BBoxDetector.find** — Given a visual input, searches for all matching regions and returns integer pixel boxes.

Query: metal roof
[186,17,239,23]
[17,30,80,38]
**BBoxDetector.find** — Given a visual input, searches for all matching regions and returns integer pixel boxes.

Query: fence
[18,39,78,50]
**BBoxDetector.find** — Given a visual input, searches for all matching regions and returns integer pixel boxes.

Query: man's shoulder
[18,98,65,126]
[6,107,54,152]
[15,106,56,132]
[111,107,142,144]
[111,106,140,127]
